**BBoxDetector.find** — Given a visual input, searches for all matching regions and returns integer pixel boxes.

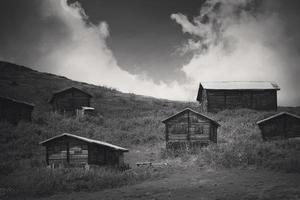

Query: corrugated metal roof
[162,107,220,126]
[40,133,128,152]
[256,112,300,125]
[200,81,280,90]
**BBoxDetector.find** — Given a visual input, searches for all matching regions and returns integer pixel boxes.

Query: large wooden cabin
[49,87,92,114]
[257,112,300,141]
[40,133,129,168]
[162,108,220,150]
[196,81,280,112]
[0,96,34,124]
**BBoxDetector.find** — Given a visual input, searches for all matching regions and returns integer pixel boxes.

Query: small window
[195,126,204,135]
[170,123,187,134]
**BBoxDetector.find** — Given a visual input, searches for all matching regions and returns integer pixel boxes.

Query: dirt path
[42,168,300,200]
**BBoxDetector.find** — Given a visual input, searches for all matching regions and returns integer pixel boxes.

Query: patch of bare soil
[40,167,300,200]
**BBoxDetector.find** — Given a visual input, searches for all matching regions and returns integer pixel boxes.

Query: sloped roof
[199,81,280,90]
[40,133,129,152]
[257,112,300,125]
[49,87,92,103]
[162,108,220,126]
[0,96,34,107]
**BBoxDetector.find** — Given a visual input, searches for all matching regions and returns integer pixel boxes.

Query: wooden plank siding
[205,90,277,112]
[49,87,92,115]
[40,133,128,168]
[162,108,220,150]
[0,96,34,124]
[197,82,279,112]
[257,112,300,140]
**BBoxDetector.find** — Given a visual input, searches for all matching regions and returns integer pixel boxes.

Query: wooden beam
[46,146,49,165]
[165,124,169,142]
[66,142,70,164]
[187,111,190,142]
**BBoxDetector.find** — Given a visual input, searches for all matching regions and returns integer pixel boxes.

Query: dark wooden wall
[88,144,124,166]
[46,137,88,167]
[200,89,277,112]
[45,136,124,168]
[0,97,33,124]
[165,110,217,150]
[51,89,91,114]
[258,115,300,140]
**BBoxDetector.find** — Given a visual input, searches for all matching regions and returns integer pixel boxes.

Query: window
[169,123,187,134]
[195,126,204,135]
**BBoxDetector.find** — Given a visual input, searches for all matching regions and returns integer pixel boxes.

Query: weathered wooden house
[49,87,92,114]
[257,112,300,141]
[162,108,220,150]
[0,96,34,124]
[196,81,280,112]
[40,133,129,168]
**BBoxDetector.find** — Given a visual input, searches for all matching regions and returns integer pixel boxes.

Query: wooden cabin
[196,81,280,112]
[162,108,220,150]
[257,112,300,141]
[49,87,92,114]
[0,96,34,124]
[40,133,129,168]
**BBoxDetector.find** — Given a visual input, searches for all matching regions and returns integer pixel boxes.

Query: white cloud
[171,0,300,106]
[36,0,193,101]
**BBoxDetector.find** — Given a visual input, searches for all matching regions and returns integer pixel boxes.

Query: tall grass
[195,109,300,172]
[0,167,170,197]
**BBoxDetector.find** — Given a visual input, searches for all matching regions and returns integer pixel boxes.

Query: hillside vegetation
[0,61,300,197]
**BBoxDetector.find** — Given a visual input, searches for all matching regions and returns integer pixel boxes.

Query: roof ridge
[0,95,35,107]
[40,133,128,152]
[162,107,220,126]
[257,112,300,124]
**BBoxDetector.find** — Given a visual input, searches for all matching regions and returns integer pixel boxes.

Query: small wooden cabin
[196,81,280,112]
[162,108,220,150]
[0,96,34,124]
[257,112,300,141]
[40,133,128,168]
[49,87,92,114]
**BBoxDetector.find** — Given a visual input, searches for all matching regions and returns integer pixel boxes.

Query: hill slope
[0,61,196,118]
[1,61,300,198]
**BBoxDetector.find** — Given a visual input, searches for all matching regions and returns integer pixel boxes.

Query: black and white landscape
[0,0,300,199]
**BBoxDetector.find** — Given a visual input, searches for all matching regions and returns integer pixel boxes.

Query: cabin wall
[45,136,125,168]
[46,137,88,168]
[205,90,277,112]
[88,144,123,166]
[259,116,285,140]
[200,89,208,112]
[51,89,91,113]
[165,110,217,150]
[285,115,300,138]
[0,98,33,124]
[258,115,300,140]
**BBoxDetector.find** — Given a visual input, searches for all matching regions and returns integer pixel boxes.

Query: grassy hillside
[0,61,195,171]
[1,61,300,197]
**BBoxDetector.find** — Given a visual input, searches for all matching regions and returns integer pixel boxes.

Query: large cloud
[38,0,195,100]
[171,0,300,106]
[0,0,193,101]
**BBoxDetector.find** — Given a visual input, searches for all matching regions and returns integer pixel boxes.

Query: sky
[0,0,300,106]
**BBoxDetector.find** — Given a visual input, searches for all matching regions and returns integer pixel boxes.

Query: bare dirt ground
[39,167,300,200]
